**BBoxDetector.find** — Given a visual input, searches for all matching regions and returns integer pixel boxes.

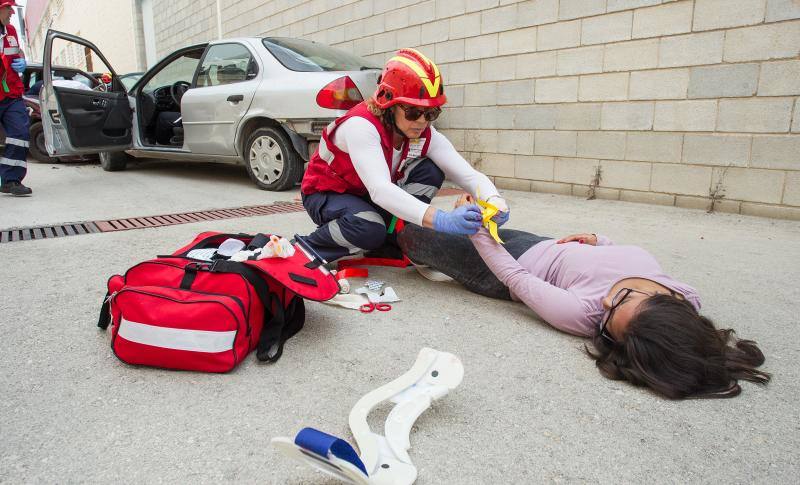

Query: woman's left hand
[557,233,597,245]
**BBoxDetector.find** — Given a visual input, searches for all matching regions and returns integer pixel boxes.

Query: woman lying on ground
[397,195,770,399]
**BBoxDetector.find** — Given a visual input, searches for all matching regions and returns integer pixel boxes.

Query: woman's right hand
[557,233,598,245]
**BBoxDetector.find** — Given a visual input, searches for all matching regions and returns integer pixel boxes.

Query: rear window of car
[262,37,380,72]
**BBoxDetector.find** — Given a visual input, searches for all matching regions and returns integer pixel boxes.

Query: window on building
[195,43,256,88]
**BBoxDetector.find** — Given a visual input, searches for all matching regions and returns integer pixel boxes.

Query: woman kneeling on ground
[299,48,507,262]
[398,195,770,400]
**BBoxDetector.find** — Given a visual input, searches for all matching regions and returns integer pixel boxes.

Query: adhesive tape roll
[338,278,350,294]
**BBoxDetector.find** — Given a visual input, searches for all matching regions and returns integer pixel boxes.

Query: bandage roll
[338,278,351,294]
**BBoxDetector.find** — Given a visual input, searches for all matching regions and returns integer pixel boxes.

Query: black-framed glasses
[600,288,649,343]
[600,287,678,343]
[398,105,441,122]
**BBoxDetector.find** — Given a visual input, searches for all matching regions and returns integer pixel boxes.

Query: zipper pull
[98,291,118,330]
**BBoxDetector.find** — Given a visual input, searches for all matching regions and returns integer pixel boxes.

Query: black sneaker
[0,181,33,196]
[363,243,406,261]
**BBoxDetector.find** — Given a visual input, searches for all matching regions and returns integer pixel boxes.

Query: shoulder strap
[257,293,287,362]
[210,260,287,363]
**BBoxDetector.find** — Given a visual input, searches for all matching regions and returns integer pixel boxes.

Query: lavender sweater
[469,229,702,337]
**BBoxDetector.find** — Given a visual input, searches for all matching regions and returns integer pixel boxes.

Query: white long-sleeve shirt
[333,116,499,225]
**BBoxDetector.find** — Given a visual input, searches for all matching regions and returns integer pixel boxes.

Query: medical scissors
[359,302,391,313]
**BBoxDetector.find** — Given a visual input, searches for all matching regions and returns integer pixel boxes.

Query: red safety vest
[0,24,24,101]
[301,102,432,196]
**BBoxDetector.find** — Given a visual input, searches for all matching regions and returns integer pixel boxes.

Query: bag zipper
[122,261,252,336]
[185,288,249,336]
[114,287,244,365]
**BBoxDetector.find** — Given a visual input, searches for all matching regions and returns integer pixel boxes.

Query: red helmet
[374,48,446,109]
[0,1,18,8]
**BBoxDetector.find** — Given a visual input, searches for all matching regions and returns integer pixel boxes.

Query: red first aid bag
[97,232,339,372]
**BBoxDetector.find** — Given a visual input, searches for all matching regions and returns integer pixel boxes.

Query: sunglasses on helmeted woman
[397,105,442,122]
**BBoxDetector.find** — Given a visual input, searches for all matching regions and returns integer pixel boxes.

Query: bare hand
[557,233,597,245]
[454,193,475,208]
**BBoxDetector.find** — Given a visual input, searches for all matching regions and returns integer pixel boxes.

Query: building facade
[64,1,800,219]
[25,0,152,73]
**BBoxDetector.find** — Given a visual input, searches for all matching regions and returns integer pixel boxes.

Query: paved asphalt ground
[1,159,798,484]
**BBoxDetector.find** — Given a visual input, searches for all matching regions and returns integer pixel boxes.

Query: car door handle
[227,95,244,103]
[91,98,108,108]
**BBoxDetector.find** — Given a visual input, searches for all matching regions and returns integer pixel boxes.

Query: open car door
[41,30,132,156]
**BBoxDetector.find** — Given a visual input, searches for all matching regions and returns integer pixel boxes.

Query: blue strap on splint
[295,427,368,476]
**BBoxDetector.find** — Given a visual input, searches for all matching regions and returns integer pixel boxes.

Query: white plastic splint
[271,348,464,484]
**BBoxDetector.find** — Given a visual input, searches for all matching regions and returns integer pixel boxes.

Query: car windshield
[143,49,204,93]
[120,73,143,90]
[262,37,380,72]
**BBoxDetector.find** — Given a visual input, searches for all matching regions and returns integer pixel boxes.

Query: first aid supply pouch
[97,232,339,372]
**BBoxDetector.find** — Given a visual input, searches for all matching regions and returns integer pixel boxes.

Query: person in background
[0,0,31,196]
[398,194,770,400]
[299,48,509,263]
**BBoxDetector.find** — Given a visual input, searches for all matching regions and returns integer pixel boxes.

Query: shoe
[412,262,453,282]
[363,244,405,261]
[0,181,32,196]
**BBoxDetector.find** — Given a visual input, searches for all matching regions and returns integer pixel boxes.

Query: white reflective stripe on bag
[117,317,236,353]
[3,47,19,55]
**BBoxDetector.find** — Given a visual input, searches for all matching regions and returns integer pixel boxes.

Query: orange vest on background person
[0,23,24,101]
[301,102,432,196]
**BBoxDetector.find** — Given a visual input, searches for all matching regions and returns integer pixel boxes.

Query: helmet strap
[383,107,404,138]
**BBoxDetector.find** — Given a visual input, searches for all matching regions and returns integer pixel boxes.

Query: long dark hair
[587,294,771,399]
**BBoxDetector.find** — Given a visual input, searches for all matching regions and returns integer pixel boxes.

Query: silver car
[40,30,381,191]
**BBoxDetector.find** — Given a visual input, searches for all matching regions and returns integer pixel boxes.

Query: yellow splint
[475,195,504,244]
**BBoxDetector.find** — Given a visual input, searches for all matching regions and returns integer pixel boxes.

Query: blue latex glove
[492,209,510,227]
[433,205,483,235]
[11,58,26,74]
[487,196,510,227]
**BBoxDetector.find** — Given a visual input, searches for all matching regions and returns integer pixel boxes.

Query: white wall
[151,1,800,220]
[28,0,144,73]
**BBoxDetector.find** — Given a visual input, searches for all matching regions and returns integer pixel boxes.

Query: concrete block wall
[152,0,218,57]
[151,0,800,220]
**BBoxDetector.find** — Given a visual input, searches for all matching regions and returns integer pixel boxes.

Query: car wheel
[28,122,57,163]
[245,127,302,191]
[99,151,129,171]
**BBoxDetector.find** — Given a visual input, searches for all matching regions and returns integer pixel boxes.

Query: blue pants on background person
[301,157,445,262]
[0,97,31,195]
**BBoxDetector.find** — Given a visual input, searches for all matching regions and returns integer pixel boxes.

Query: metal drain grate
[94,202,305,232]
[1,222,100,243]
[0,191,466,244]
[0,202,305,244]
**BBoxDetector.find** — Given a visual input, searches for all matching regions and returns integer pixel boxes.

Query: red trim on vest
[0,24,24,100]
[301,101,432,196]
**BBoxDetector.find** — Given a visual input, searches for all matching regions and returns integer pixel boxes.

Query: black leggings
[397,225,551,300]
